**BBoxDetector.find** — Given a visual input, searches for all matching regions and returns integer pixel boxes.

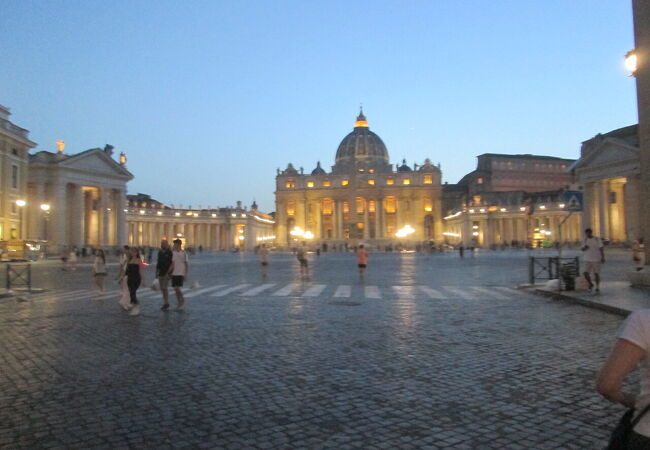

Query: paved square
[0,251,634,448]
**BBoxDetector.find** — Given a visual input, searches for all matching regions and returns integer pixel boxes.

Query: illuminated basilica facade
[275,111,443,247]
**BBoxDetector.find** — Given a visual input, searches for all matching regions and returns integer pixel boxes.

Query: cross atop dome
[354,107,368,128]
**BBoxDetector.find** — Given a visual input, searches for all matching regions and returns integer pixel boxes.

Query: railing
[5,263,31,293]
[528,256,580,291]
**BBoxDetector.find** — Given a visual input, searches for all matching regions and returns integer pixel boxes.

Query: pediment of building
[60,149,133,180]
[575,138,639,171]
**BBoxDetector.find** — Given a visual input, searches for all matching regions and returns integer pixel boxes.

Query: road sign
[561,191,583,212]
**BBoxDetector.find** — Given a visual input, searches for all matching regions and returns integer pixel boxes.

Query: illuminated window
[402,179,410,185]
[356,197,365,214]
[285,179,295,188]
[341,180,349,186]
[286,201,296,216]
[369,200,376,213]
[384,197,396,213]
[358,168,365,173]
[386,178,394,185]
[357,222,364,229]
[424,175,433,184]
[307,181,314,188]
[323,180,331,187]
[322,198,333,215]
[369,169,375,173]
[342,202,350,213]
[424,199,433,212]
[472,195,481,205]
[368,179,375,186]
[477,178,483,184]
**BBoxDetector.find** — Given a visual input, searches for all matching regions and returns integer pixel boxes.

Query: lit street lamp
[625,50,638,76]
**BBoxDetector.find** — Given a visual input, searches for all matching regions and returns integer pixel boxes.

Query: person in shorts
[169,239,189,310]
[259,243,270,279]
[356,244,368,281]
[156,239,173,311]
[296,242,309,279]
[582,228,605,293]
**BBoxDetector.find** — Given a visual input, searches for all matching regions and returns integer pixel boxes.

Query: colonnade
[127,220,234,250]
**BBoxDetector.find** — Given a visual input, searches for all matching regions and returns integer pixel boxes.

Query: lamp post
[40,204,51,250]
[15,199,26,240]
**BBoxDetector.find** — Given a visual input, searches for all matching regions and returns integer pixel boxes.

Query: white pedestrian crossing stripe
[364,286,381,299]
[211,284,250,297]
[333,285,351,298]
[240,283,275,296]
[17,283,524,303]
[418,286,445,299]
[273,283,299,296]
[303,284,326,297]
[184,284,226,298]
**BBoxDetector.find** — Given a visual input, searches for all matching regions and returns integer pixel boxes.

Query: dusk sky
[1,0,637,212]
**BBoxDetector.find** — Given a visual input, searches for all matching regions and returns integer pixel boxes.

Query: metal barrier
[5,263,31,293]
[528,256,580,291]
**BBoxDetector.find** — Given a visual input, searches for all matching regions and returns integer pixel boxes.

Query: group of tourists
[114,239,189,316]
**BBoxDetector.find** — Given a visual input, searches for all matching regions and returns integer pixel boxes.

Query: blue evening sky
[0,1,636,212]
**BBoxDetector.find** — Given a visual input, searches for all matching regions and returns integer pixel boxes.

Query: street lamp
[15,200,26,240]
[625,50,638,76]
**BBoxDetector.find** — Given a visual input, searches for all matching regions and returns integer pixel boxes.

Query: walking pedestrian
[68,246,78,270]
[93,249,107,292]
[259,243,270,279]
[156,239,173,311]
[597,309,650,448]
[581,228,605,293]
[60,246,68,270]
[633,238,645,272]
[117,245,131,310]
[459,245,464,258]
[356,244,368,281]
[125,247,145,316]
[169,239,189,311]
[296,242,309,279]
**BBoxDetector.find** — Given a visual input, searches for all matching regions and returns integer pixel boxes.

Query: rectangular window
[307,181,314,188]
[477,177,483,184]
[424,199,432,212]
[356,197,365,214]
[323,180,331,187]
[368,179,375,186]
[386,178,394,185]
[384,197,396,213]
[12,165,18,189]
[402,179,410,185]
[285,179,295,188]
[369,200,376,213]
[322,198,333,215]
[342,201,349,213]
[424,175,432,184]
[341,180,349,186]
[286,201,296,215]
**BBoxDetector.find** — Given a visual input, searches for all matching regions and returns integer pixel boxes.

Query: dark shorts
[171,275,184,287]
[358,264,367,268]
[298,258,308,267]
[261,262,268,266]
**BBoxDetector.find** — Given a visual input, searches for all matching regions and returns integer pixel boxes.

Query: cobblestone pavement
[0,252,635,448]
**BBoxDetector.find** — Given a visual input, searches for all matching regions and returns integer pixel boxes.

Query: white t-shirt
[171,250,189,276]
[582,236,603,262]
[618,309,650,436]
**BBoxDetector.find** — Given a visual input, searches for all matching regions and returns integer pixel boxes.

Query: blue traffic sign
[561,191,583,211]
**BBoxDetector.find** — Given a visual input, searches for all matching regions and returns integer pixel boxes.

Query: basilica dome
[333,110,391,173]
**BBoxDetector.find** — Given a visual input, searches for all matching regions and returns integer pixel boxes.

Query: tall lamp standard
[40,203,51,255]
[15,199,26,240]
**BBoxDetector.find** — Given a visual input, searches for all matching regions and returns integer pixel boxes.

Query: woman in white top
[598,309,650,448]
[93,249,107,292]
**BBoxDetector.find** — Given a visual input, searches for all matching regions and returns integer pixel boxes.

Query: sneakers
[176,300,185,311]
[161,304,170,311]
[595,287,600,293]
[128,305,140,316]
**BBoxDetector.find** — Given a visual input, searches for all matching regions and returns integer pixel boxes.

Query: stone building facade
[572,125,642,243]
[126,196,275,251]
[275,111,443,248]
[443,153,580,247]
[26,145,133,253]
[0,105,36,243]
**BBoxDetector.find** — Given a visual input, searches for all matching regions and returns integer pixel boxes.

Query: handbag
[151,278,160,291]
[607,402,650,449]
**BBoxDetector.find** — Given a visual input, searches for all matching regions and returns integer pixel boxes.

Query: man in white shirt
[169,239,189,310]
[581,228,605,293]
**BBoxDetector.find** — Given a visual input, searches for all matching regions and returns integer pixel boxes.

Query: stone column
[216,224,222,250]
[335,200,343,240]
[375,198,382,239]
[99,188,109,247]
[69,184,85,247]
[50,183,68,250]
[116,189,127,246]
[599,180,609,238]
[28,183,45,240]
[363,199,369,239]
